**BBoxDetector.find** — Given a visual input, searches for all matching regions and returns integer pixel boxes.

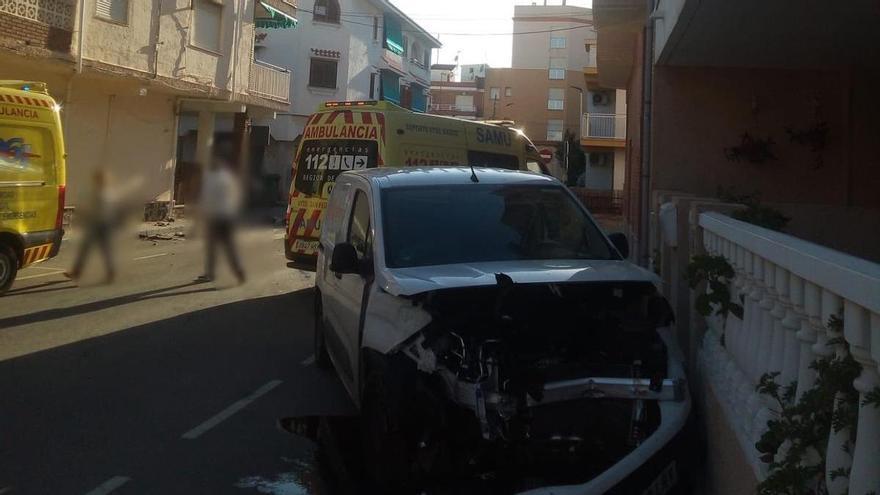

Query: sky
[387,0,592,69]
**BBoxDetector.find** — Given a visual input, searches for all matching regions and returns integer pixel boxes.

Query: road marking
[301,355,316,366]
[29,265,62,271]
[84,476,130,495]
[181,380,283,440]
[15,269,66,281]
[273,234,285,240]
[132,253,168,261]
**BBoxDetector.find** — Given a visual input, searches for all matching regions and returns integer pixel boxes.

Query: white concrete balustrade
[696,211,880,493]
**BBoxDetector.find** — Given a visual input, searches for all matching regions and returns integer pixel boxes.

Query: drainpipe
[228,0,243,101]
[638,0,656,267]
[76,0,86,74]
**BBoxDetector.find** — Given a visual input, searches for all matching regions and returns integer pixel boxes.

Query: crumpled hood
[376,259,660,297]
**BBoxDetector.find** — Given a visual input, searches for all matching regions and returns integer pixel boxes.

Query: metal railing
[249,60,290,103]
[569,187,623,214]
[430,103,477,113]
[582,113,626,140]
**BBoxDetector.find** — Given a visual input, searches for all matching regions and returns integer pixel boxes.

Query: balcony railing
[692,212,880,491]
[430,103,477,113]
[582,113,626,140]
[249,60,290,103]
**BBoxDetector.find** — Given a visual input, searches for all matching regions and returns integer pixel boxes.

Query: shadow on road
[0,287,355,494]
[0,281,217,328]
[3,280,76,298]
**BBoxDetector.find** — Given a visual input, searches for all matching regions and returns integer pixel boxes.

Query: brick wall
[0,13,72,53]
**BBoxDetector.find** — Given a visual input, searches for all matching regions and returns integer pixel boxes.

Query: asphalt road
[0,225,356,495]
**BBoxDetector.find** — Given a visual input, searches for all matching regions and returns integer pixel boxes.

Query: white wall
[511,5,595,70]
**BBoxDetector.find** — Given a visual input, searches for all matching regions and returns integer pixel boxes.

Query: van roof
[351,167,557,188]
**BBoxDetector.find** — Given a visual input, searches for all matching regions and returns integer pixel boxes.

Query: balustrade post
[796,282,821,401]
[778,268,801,388]
[735,251,761,441]
[768,266,789,381]
[752,260,780,467]
[845,307,880,495]
[822,290,848,495]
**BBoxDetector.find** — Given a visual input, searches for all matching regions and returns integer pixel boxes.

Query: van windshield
[294,139,378,198]
[381,184,615,268]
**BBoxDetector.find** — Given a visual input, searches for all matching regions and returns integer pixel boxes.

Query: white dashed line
[84,476,130,495]
[132,253,169,261]
[181,380,282,440]
[301,355,316,366]
[15,269,66,281]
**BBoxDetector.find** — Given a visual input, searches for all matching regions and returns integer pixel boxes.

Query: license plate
[641,460,677,495]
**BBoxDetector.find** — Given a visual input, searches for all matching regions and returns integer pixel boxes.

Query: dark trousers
[205,219,244,280]
[71,224,114,279]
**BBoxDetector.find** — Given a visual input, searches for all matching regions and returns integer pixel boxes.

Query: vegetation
[754,314,863,495]
[685,254,743,320]
[717,186,791,232]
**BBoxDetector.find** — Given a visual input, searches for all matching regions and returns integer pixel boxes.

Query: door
[323,186,373,392]
[0,123,58,235]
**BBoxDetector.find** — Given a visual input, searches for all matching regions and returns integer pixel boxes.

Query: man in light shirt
[197,158,245,284]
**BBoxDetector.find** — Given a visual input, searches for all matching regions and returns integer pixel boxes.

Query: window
[348,190,372,259]
[550,57,566,79]
[489,87,500,100]
[192,0,222,52]
[547,119,564,141]
[455,94,474,112]
[505,87,512,97]
[313,0,341,24]
[381,184,614,268]
[369,72,379,99]
[309,58,338,89]
[550,28,566,49]
[96,0,128,23]
[0,125,56,183]
[548,88,564,110]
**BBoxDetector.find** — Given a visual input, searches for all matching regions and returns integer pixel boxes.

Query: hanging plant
[786,121,828,169]
[754,314,863,495]
[724,133,778,164]
[685,254,743,320]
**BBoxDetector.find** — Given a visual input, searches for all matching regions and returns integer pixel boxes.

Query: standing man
[197,157,246,284]
[66,168,117,283]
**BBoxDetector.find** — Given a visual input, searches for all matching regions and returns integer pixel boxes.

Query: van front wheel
[0,245,18,295]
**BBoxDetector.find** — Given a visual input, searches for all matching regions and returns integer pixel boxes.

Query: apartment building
[428,63,485,120]
[255,0,440,195]
[487,2,625,189]
[0,0,293,215]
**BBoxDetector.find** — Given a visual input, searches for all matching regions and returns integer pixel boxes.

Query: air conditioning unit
[592,92,610,105]
[589,153,611,167]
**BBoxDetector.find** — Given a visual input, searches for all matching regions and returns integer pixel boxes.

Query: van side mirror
[608,232,629,259]
[330,243,360,275]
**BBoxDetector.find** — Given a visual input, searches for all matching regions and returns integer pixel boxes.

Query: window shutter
[96,0,128,22]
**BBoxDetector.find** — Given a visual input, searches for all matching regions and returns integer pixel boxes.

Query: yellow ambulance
[0,81,66,294]
[284,100,548,268]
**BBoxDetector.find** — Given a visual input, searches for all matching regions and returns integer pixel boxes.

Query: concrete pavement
[0,225,354,495]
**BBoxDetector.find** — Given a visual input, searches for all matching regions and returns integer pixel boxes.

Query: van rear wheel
[0,245,18,295]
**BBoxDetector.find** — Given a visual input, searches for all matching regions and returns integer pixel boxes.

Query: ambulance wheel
[0,244,18,295]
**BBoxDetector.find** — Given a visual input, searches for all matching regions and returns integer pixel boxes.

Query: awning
[256,1,298,29]
[383,14,404,55]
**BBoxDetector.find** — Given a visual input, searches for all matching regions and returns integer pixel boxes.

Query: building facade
[0,0,292,214]
[255,0,440,197]
[478,3,627,188]
[428,64,484,120]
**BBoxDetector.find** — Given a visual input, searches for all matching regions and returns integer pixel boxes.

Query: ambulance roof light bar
[324,101,379,108]
[0,80,49,94]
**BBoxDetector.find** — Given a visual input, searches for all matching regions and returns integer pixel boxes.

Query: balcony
[581,113,626,148]
[0,0,75,54]
[249,60,291,104]
[430,103,477,114]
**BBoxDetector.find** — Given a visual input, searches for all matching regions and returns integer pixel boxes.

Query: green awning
[256,1,298,29]
[384,14,404,55]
